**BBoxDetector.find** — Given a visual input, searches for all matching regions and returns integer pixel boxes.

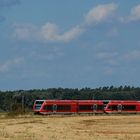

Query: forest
[0,86,140,112]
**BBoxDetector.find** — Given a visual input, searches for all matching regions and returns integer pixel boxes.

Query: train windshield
[35,100,44,105]
[34,100,44,110]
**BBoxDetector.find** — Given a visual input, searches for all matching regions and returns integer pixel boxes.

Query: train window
[53,105,57,111]
[97,105,104,110]
[108,105,117,110]
[57,105,71,111]
[117,105,122,110]
[93,104,97,110]
[35,101,44,105]
[122,105,136,110]
[47,105,53,111]
[43,105,47,110]
[78,105,92,110]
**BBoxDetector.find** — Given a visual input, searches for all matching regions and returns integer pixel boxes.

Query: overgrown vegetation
[0,86,140,112]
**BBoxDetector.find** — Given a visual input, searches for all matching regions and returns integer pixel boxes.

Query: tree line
[0,86,140,112]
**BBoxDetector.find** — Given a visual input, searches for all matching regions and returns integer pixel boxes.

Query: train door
[53,104,57,113]
[103,100,110,110]
[117,104,122,113]
[93,104,97,113]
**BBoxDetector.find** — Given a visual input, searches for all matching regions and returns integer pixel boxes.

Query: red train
[33,100,140,114]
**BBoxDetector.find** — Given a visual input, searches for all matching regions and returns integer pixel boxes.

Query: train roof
[43,100,104,103]
[108,100,139,103]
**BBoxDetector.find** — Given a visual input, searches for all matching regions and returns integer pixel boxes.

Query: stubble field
[0,114,140,140]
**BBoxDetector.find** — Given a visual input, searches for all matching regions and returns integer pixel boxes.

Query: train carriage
[39,100,77,114]
[105,100,140,114]
[77,100,104,114]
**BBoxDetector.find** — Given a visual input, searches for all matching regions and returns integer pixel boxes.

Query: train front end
[33,100,45,114]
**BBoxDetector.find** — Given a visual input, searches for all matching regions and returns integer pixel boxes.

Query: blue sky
[1,0,140,90]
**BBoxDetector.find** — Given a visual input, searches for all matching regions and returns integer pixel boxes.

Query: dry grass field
[0,114,140,140]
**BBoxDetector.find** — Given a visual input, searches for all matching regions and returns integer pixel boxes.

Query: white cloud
[0,57,24,73]
[128,4,140,21]
[85,3,117,25]
[95,49,140,76]
[40,23,83,42]
[12,24,37,41]
[123,50,140,61]
[103,67,114,75]
[96,52,118,59]
[12,3,117,43]
[40,23,59,42]
[58,26,83,42]
[121,4,140,22]
[96,50,140,68]
[29,46,64,61]
[13,22,83,43]
[96,51,119,66]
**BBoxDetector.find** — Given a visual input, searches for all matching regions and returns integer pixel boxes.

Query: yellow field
[0,114,140,140]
